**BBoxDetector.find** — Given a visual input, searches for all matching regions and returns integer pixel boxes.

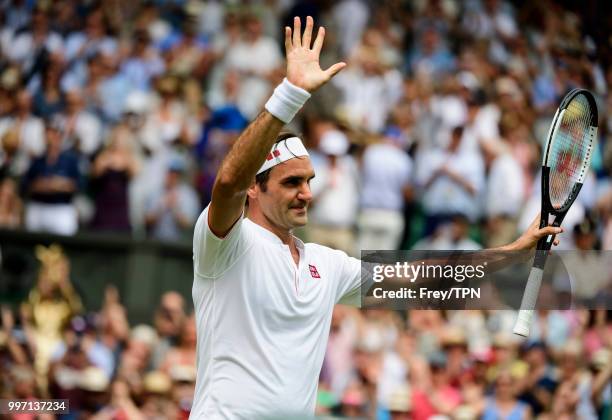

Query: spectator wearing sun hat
[308,126,359,256]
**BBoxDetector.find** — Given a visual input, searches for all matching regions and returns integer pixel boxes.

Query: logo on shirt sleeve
[308,264,321,279]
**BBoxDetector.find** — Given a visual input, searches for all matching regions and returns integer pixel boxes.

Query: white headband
[257,137,309,175]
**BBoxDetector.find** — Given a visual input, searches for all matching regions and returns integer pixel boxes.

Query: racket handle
[513,267,544,337]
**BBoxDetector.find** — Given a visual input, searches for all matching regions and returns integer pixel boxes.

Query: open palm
[285,16,346,92]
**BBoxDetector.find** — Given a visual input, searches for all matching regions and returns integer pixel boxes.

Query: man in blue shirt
[22,119,81,235]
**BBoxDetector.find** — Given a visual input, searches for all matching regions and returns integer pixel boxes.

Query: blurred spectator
[165,18,212,79]
[141,74,200,153]
[412,215,482,251]
[220,10,282,119]
[116,324,158,395]
[120,30,165,91]
[160,314,196,375]
[0,2,609,418]
[516,341,556,416]
[144,158,199,242]
[23,244,82,383]
[32,58,66,119]
[308,127,359,256]
[97,285,130,373]
[321,305,360,400]
[553,340,599,419]
[50,314,115,383]
[406,27,455,79]
[0,177,22,228]
[597,188,612,250]
[169,364,196,419]
[92,378,145,420]
[480,136,524,247]
[141,371,177,418]
[333,41,403,133]
[339,381,369,418]
[60,88,103,157]
[358,135,413,250]
[7,366,40,411]
[482,370,532,420]
[195,93,248,207]
[589,347,612,418]
[64,8,117,64]
[584,310,612,360]
[331,0,369,57]
[6,7,63,74]
[0,88,45,164]
[21,119,81,235]
[75,366,111,418]
[0,128,29,180]
[96,53,132,123]
[386,384,412,419]
[151,291,186,370]
[553,218,610,302]
[411,351,462,419]
[90,126,139,233]
[417,125,484,234]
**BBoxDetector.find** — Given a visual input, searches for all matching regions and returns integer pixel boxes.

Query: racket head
[541,89,598,214]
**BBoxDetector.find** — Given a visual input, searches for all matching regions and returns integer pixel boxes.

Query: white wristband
[265,78,311,123]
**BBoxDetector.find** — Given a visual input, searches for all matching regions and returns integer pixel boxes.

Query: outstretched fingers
[285,26,292,51]
[324,62,347,79]
[293,16,301,47]
[302,16,314,48]
[312,26,325,55]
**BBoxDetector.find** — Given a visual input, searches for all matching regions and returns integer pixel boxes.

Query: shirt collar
[244,218,304,251]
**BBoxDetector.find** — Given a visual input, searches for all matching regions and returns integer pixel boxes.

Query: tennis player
[190,16,562,419]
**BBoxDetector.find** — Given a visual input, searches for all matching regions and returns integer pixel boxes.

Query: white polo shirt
[190,206,362,419]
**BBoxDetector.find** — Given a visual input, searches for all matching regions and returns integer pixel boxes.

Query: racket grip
[513,267,544,337]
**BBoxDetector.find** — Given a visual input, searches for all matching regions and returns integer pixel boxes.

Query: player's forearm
[214,111,284,195]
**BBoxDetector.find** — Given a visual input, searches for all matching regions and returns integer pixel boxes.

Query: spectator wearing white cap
[308,127,359,256]
[358,135,413,250]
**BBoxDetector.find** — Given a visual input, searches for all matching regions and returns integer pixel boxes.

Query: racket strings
[548,94,593,209]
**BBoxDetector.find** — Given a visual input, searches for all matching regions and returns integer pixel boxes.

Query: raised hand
[285,16,346,92]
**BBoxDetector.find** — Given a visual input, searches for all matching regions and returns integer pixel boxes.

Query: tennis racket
[513,88,598,337]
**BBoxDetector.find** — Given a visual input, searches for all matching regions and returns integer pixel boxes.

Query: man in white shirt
[416,125,485,232]
[191,17,562,419]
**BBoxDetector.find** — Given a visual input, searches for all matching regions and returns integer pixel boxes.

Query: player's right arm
[208,16,346,237]
[209,112,284,237]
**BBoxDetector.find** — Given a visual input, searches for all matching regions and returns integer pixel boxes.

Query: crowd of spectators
[0,0,611,419]
[0,0,610,249]
[0,244,610,419]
